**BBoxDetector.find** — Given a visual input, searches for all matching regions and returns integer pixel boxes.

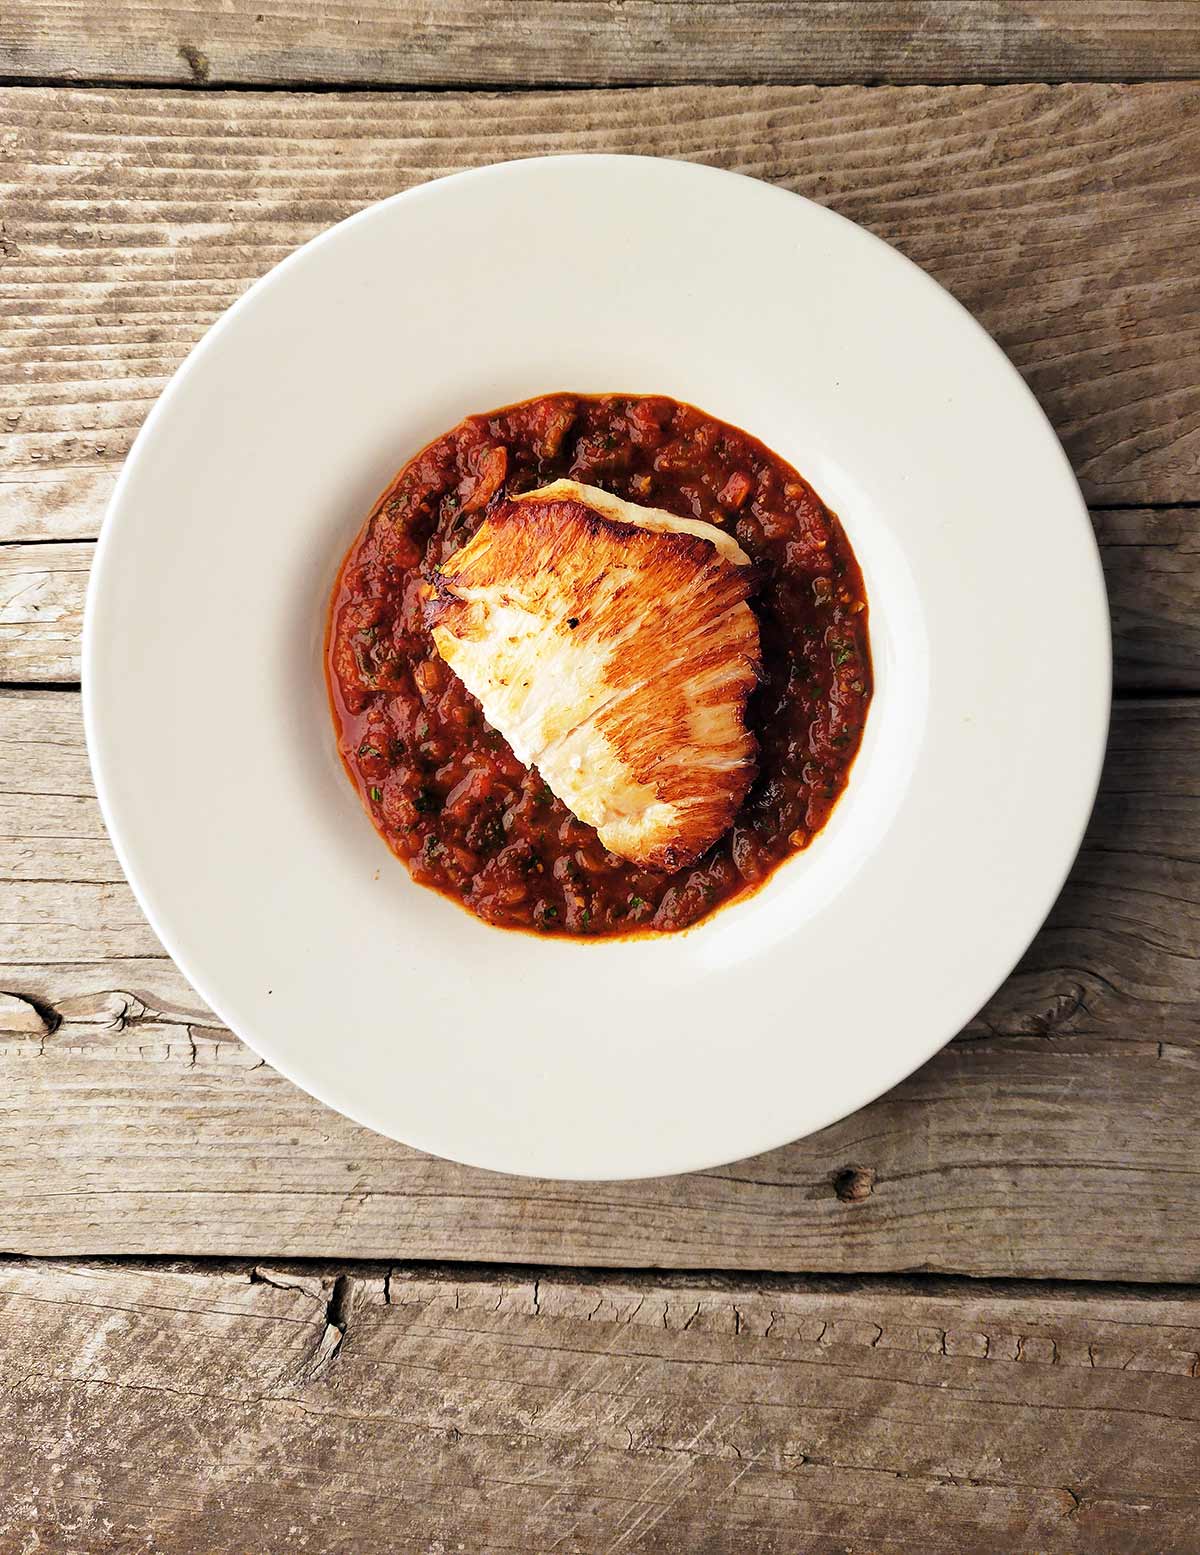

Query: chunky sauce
[327,394,871,935]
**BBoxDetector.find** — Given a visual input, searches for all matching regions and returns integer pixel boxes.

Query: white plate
[84,156,1110,1180]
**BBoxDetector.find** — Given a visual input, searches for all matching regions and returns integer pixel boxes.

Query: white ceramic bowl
[84,156,1111,1179]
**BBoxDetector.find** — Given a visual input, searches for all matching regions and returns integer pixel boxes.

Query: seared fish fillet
[519,479,752,567]
[427,481,761,871]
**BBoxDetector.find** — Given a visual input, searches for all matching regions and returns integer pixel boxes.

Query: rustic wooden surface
[3,82,1198,525]
[4,1261,1199,1554]
[4,1,1200,87]
[3,6,1199,1551]
[2,692,1197,1275]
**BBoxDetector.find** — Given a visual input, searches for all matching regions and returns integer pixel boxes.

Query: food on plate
[327,392,871,936]
[520,478,751,564]
[427,482,761,869]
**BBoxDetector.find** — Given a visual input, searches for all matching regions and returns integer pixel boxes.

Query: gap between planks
[2,71,1198,95]
[4,1253,1200,1302]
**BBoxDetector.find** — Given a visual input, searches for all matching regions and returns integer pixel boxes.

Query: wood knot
[833,1165,876,1204]
[178,43,211,82]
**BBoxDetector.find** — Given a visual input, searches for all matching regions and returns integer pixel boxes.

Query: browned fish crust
[429,496,761,870]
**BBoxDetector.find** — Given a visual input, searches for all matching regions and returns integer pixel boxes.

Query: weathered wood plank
[1098,506,1200,693]
[1,82,1197,531]
[5,508,1196,687]
[3,1,1199,88]
[1,1261,1197,1553]
[0,468,114,550]
[0,541,86,682]
[1,691,1197,1276]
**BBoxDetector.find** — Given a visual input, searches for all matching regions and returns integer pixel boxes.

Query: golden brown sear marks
[428,494,760,871]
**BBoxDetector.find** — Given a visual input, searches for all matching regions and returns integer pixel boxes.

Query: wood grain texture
[2,82,1198,533]
[3,1,1199,88]
[2,1260,1198,1554]
[1099,506,1200,693]
[5,508,1197,687]
[0,541,87,682]
[2,689,1197,1276]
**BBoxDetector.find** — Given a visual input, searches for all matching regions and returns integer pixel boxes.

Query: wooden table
[2,4,1198,1550]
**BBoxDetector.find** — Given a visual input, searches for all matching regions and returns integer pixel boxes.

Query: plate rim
[83,153,1112,1180]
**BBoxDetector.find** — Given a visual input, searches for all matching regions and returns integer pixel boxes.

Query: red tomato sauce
[327,393,871,936]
